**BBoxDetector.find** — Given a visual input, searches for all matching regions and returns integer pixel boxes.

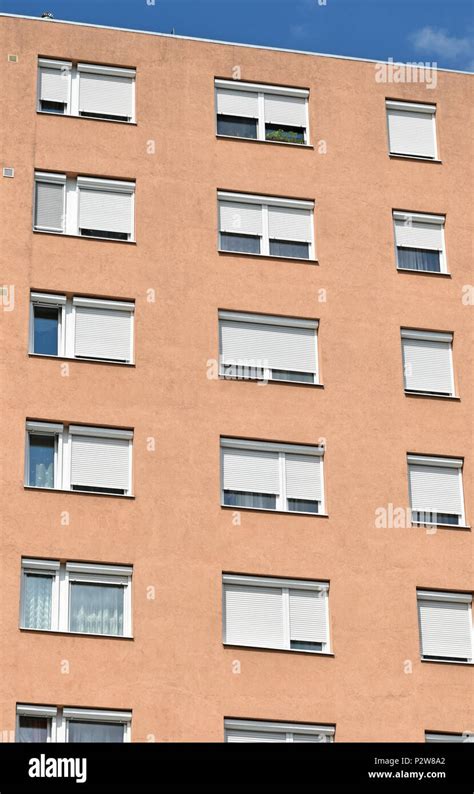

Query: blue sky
[1,0,473,70]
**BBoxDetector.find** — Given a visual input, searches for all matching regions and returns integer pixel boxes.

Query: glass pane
[265,124,305,144]
[23,573,52,630]
[290,640,323,651]
[271,370,314,383]
[33,306,59,355]
[223,490,276,509]
[397,247,441,272]
[68,720,124,743]
[217,114,257,139]
[40,99,66,114]
[69,582,124,635]
[220,233,260,254]
[287,498,319,514]
[269,239,310,259]
[18,716,49,743]
[412,511,459,526]
[80,229,128,240]
[222,363,265,381]
[29,435,55,488]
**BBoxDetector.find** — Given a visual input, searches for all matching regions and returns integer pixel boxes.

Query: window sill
[218,250,318,265]
[389,154,442,163]
[405,391,460,402]
[33,230,137,245]
[396,268,451,278]
[218,375,323,389]
[24,486,135,499]
[421,658,473,666]
[221,505,328,518]
[20,627,133,640]
[411,522,470,531]
[28,353,135,368]
[216,134,313,149]
[37,110,137,126]
[224,643,334,658]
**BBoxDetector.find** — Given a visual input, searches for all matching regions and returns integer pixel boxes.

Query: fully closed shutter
[268,206,312,242]
[285,454,322,501]
[216,88,258,118]
[219,201,262,236]
[289,589,327,644]
[35,182,64,230]
[226,729,286,743]
[39,67,70,103]
[224,584,285,648]
[222,448,279,495]
[221,320,316,373]
[74,304,132,361]
[79,188,132,234]
[402,338,452,393]
[394,218,443,251]
[387,108,436,158]
[408,464,462,515]
[71,435,130,491]
[418,599,472,659]
[78,72,133,119]
[264,94,307,128]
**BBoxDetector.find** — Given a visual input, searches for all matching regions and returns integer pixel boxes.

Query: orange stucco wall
[0,15,472,742]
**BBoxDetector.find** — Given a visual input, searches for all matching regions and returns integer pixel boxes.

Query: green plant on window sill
[265,129,304,144]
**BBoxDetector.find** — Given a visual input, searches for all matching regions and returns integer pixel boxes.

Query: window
[223,574,330,654]
[33,172,135,241]
[407,455,465,527]
[30,292,134,363]
[401,329,455,397]
[425,732,474,743]
[38,59,136,122]
[221,438,325,514]
[25,421,133,495]
[393,212,446,273]
[219,311,319,384]
[224,719,334,743]
[218,192,315,260]
[16,705,131,743]
[20,559,132,636]
[215,80,309,145]
[386,100,437,159]
[417,591,473,664]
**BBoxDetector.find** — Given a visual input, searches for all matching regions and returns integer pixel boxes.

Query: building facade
[0,13,472,743]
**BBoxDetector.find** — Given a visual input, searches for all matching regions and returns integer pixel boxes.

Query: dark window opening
[397,247,441,272]
[29,434,55,488]
[290,641,323,651]
[288,498,319,514]
[33,305,59,356]
[223,490,277,510]
[269,239,310,259]
[220,232,261,255]
[18,716,49,743]
[271,370,315,383]
[40,100,66,114]
[71,485,125,495]
[265,124,305,144]
[217,114,258,139]
[412,511,460,526]
[80,229,128,241]
[423,655,468,662]
[222,363,266,380]
[79,111,130,122]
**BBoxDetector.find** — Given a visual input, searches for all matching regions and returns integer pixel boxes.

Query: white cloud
[409,26,473,61]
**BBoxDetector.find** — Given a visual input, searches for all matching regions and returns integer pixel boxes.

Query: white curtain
[18,717,49,743]
[69,583,124,635]
[23,574,52,630]
[68,720,124,743]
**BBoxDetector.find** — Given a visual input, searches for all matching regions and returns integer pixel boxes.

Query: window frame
[417,590,473,664]
[400,328,455,398]
[407,454,466,528]
[385,100,438,160]
[224,718,335,742]
[16,705,132,743]
[393,211,447,274]
[425,732,474,743]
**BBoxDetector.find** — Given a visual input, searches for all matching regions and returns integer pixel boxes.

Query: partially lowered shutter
[289,588,327,644]
[408,461,463,516]
[220,319,317,373]
[219,201,262,236]
[224,584,285,648]
[216,88,258,118]
[394,216,444,250]
[402,333,453,394]
[264,94,307,128]
[78,181,133,235]
[39,61,71,103]
[387,104,436,158]
[285,454,322,502]
[74,299,133,362]
[418,596,472,659]
[226,729,286,743]
[222,447,279,495]
[268,206,312,242]
[35,181,65,231]
[78,64,135,119]
[70,433,131,491]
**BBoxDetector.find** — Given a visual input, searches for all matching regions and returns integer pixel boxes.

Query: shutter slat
[402,339,452,393]
[79,189,132,234]
[264,94,306,127]
[408,465,462,515]
[221,320,316,373]
[394,219,443,250]
[79,72,133,118]
[289,589,327,643]
[224,584,285,648]
[35,182,64,230]
[40,68,69,103]
[216,88,258,118]
[226,730,286,743]
[219,201,262,236]
[387,109,436,158]
[222,448,280,494]
[285,454,322,501]
[75,307,132,361]
[71,435,130,491]
[418,599,472,659]
[268,206,312,242]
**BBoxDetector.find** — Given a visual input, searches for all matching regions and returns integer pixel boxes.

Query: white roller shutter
[222,448,279,495]
[71,434,130,491]
[285,454,322,501]
[219,201,262,236]
[224,584,285,648]
[226,729,286,743]
[402,338,453,394]
[216,88,258,118]
[221,320,316,373]
[418,598,472,659]
[387,108,436,158]
[408,464,463,516]
[74,304,133,361]
[39,67,70,103]
[289,589,327,644]
[394,218,443,251]
[35,182,64,230]
[264,94,307,128]
[78,188,132,234]
[268,206,312,242]
[78,70,134,119]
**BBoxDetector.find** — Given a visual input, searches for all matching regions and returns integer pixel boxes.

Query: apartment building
[0,13,472,744]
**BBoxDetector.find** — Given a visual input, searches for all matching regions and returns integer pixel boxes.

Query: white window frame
[223,573,331,654]
[385,100,438,160]
[407,454,466,527]
[401,328,455,397]
[426,732,474,743]
[215,79,310,145]
[29,292,135,364]
[417,590,473,664]
[393,211,447,274]
[218,310,319,384]
[37,59,136,123]
[16,705,131,743]
[217,191,316,261]
[33,172,136,241]
[25,421,134,496]
[20,559,133,637]
[220,437,326,515]
[224,719,335,742]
